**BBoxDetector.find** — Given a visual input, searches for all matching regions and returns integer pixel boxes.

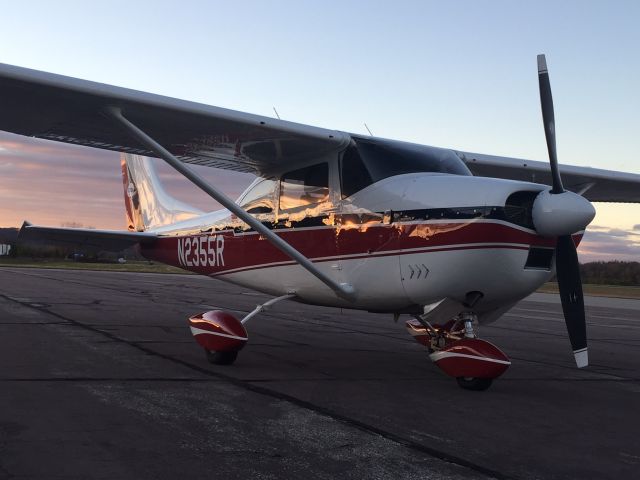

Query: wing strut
[104,106,356,302]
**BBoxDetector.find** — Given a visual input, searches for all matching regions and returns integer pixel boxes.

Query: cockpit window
[280,163,329,211]
[340,136,472,198]
[238,178,277,214]
[341,146,374,199]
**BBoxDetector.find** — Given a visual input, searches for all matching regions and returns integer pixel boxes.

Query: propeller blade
[537,54,564,194]
[555,235,588,367]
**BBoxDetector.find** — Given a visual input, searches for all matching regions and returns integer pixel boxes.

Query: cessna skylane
[2,56,639,390]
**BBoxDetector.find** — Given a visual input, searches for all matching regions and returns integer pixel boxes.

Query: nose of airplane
[531,189,596,237]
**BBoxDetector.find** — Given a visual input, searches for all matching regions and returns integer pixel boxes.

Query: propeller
[537,56,564,194]
[536,54,589,368]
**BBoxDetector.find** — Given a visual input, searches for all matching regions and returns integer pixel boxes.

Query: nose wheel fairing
[429,338,511,380]
[406,311,511,390]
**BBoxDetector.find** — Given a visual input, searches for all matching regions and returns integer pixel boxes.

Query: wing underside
[460,151,640,203]
[1,62,640,202]
[0,63,348,174]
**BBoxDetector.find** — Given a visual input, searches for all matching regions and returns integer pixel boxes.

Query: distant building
[0,228,18,256]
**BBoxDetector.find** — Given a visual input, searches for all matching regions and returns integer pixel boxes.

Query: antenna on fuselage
[364,123,373,136]
[273,107,281,120]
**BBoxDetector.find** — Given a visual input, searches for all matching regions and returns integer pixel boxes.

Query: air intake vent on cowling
[504,191,539,229]
[525,247,554,270]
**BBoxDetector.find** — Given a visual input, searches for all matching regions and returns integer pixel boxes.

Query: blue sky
[0,1,639,260]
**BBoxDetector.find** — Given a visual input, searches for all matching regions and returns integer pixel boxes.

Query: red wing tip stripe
[189,326,247,341]
[429,351,512,365]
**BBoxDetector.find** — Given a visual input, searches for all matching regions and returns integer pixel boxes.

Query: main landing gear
[187,294,509,392]
[187,294,295,365]
[188,310,247,365]
[406,311,511,391]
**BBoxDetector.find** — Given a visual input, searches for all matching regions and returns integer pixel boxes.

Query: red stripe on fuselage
[141,220,573,276]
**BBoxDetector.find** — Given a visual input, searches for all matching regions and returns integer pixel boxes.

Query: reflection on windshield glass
[280,163,329,211]
[341,136,471,197]
[239,178,277,214]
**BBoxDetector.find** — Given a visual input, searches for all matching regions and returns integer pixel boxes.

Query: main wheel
[205,349,238,365]
[456,377,493,391]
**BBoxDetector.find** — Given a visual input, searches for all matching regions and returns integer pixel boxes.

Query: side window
[340,145,373,198]
[239,178,276,214]
[279,163,329,211]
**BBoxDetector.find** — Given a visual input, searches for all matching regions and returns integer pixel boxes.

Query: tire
[205,349,238,365]
[456,377,493,391]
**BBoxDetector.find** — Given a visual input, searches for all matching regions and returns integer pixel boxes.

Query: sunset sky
[1,1,639,261]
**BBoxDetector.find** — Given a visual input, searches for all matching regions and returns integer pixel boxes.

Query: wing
[19,222,157,252]
[2,63,639,201]
[459,151,640,203]
[0,63,349,174]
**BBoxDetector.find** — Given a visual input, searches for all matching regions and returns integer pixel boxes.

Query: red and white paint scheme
[430,340,511,383]
[6,55,640,389]
[406,315,510,389]
[188,310,248,353]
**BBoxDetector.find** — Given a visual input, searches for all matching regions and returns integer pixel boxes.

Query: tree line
[578,261,640,286]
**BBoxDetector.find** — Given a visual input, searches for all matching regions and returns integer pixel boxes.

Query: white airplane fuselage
[140,172,565,323]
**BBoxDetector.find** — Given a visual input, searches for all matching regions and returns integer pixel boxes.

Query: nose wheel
[406,311,511,390]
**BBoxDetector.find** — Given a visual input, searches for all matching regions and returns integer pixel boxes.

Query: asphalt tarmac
[0,267,638,480]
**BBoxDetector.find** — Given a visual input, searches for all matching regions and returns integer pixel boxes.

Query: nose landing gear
[406,311,511,391]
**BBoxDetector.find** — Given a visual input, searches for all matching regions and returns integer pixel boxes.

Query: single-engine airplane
[2,55,639,390]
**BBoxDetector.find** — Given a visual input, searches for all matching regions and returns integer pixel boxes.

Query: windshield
[340,136,471,197]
